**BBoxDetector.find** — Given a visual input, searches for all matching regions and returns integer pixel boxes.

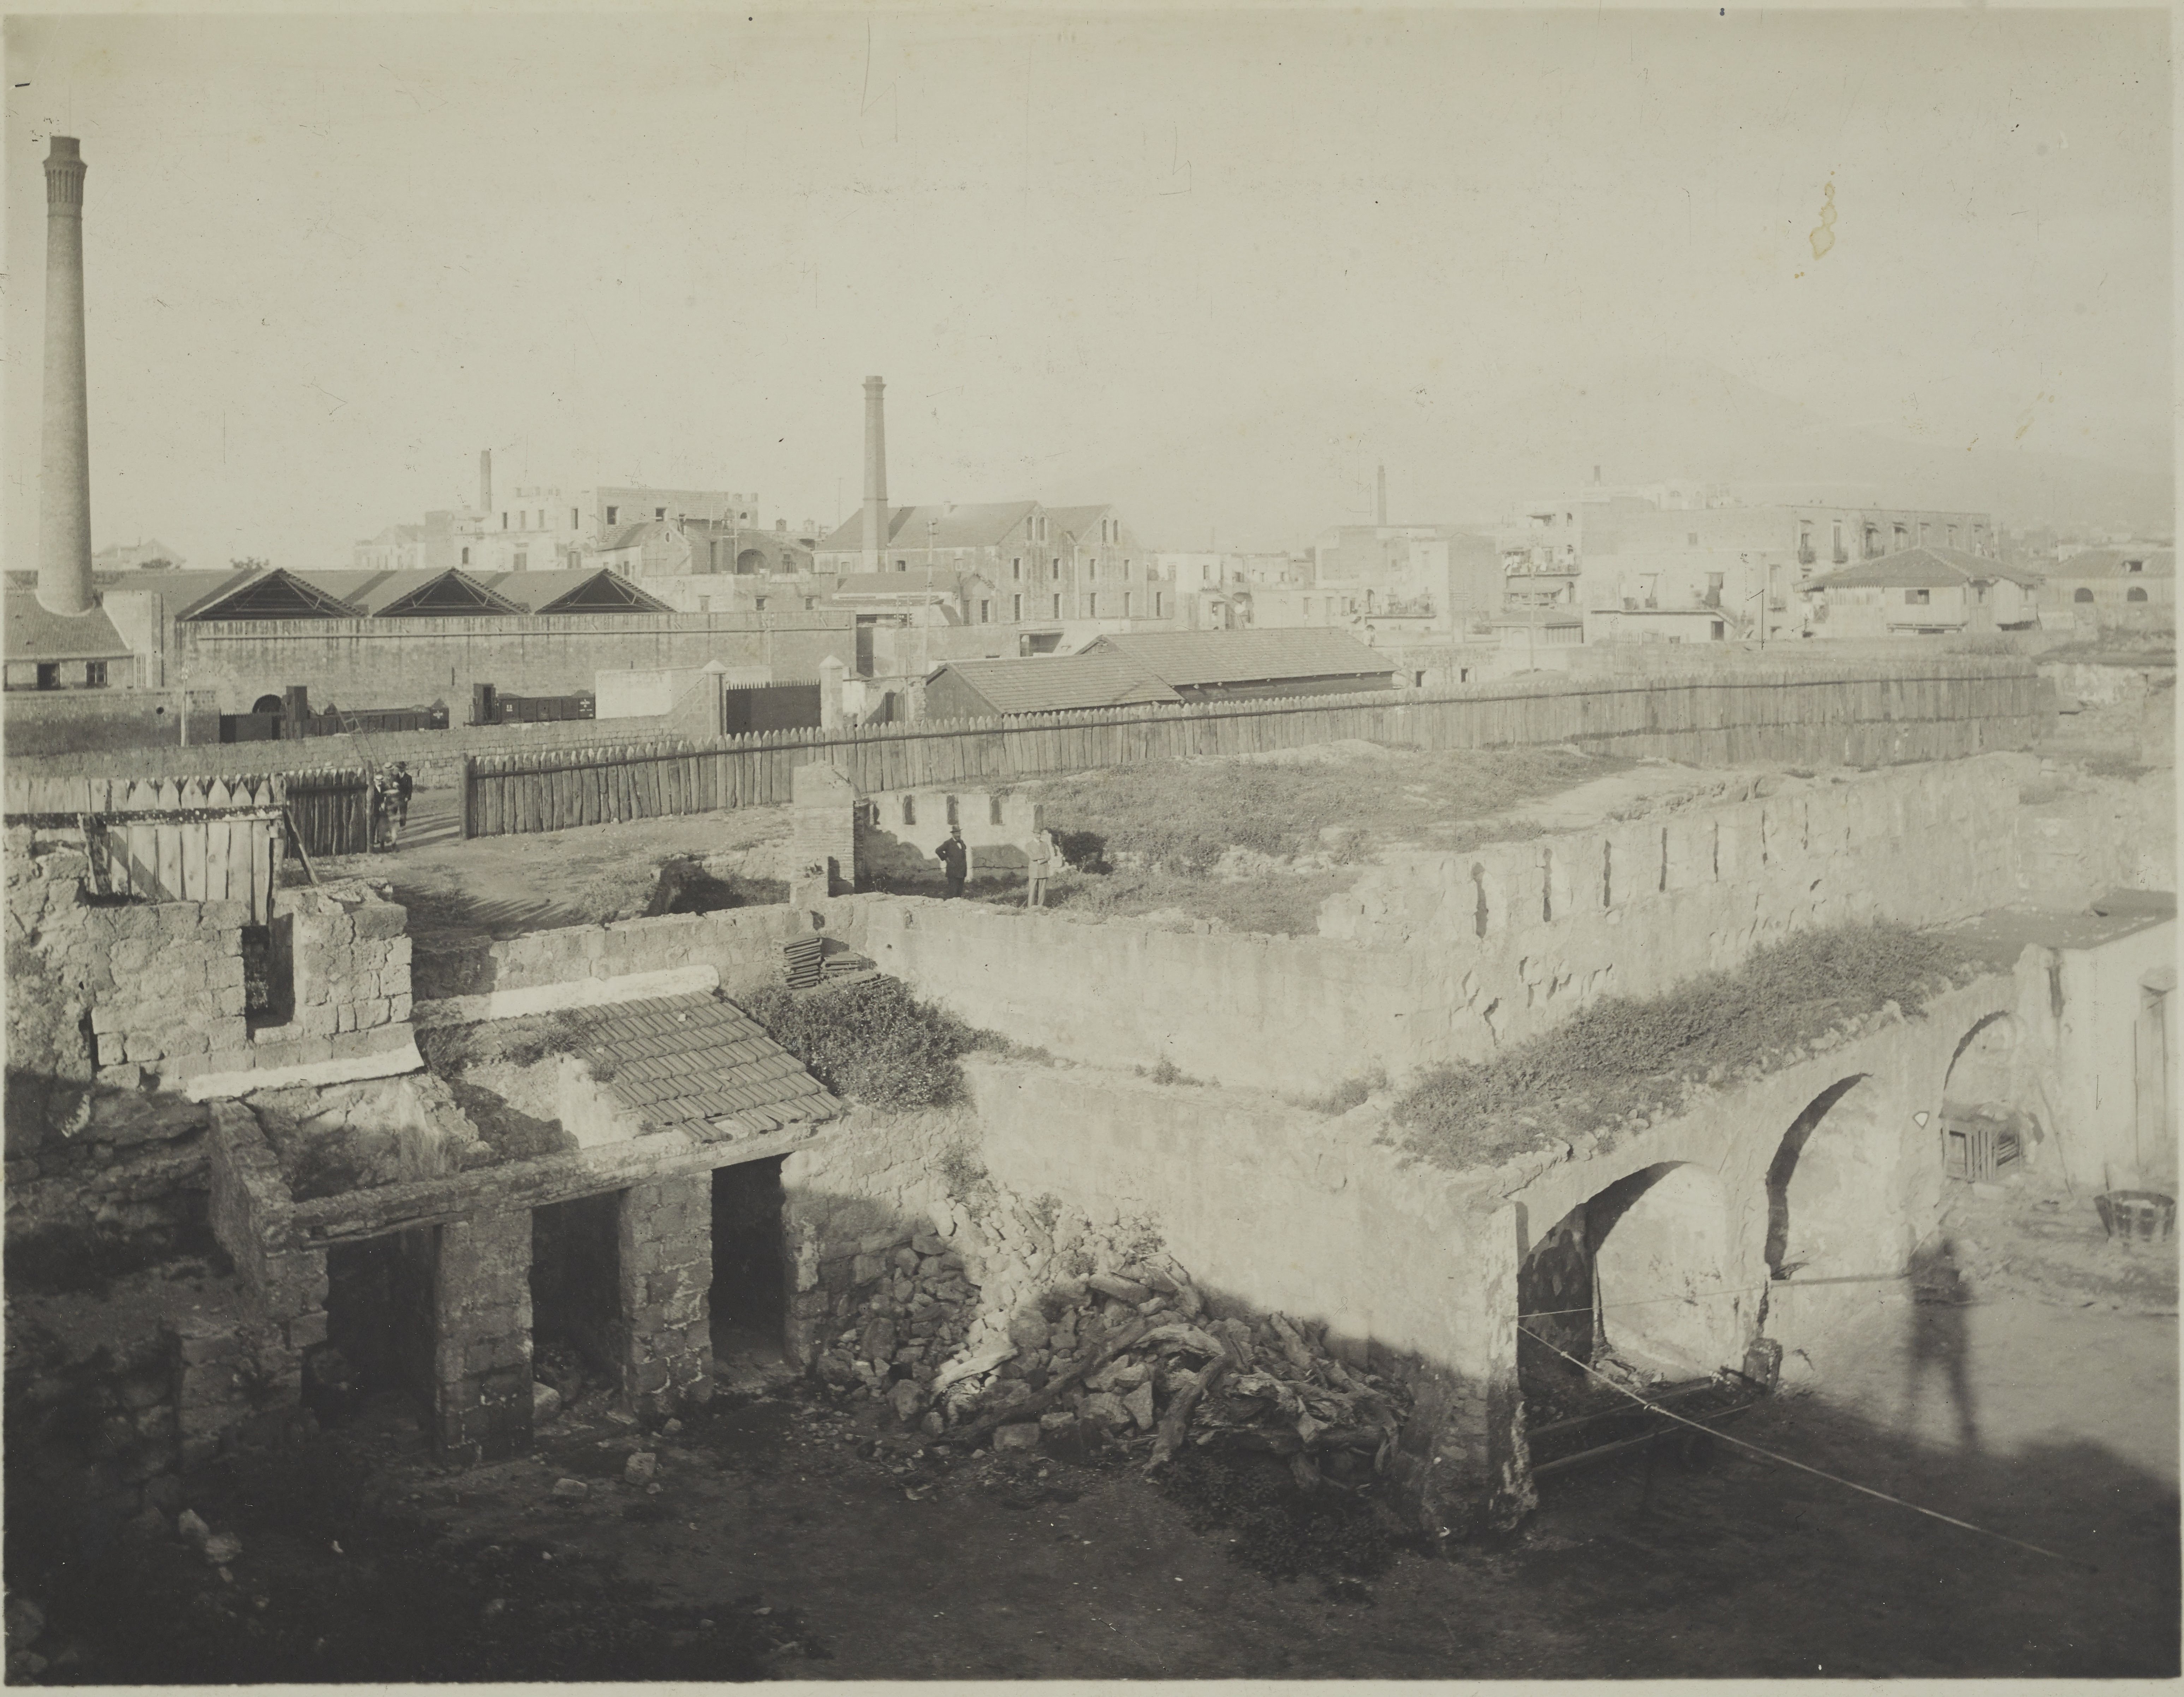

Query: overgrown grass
[744,975,981,1112]
[1033,745,1619,877]
[415,1009,596,1078]
[1392,922,1984,1172]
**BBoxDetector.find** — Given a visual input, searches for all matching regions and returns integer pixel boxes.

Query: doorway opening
[530,1192,625,1406]
[309,1226,437,1430]
[711,1158,788,1370]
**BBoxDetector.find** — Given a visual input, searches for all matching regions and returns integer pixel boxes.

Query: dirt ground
[10,1179,2174,1684]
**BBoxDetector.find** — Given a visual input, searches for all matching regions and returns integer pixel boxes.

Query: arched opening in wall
[251,694,285,716]
[736,549,767,576]
[1518,1162,1732,1417]
[1765,1075,1896,1280]
[1941,1013,2036,1184]
[711,1156,787,1371]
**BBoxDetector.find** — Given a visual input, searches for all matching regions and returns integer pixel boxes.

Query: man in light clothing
[1024,828,1056,908]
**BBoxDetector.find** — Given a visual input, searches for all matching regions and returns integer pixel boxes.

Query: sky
[4,6,2171,567]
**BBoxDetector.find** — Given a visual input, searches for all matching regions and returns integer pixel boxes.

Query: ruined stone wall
[864,757,2034,1095]
[2017,770,2175,906]
[430,1210,535,1463]
[616,1177,713,1409]
[5,822,247,1097]
[410,897,874,1012]
[857,786,1042,882]
[6,825,416,1105]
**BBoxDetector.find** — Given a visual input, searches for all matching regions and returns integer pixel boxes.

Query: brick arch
[1518,1159,1736,1405]
[1941,1010,2039,1180]
[1764,1074,1893,1280]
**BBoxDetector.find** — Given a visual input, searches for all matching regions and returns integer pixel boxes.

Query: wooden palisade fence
[460,659,2044,839]
[5,767,376,897]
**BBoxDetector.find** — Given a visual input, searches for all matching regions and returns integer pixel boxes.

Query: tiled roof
[569,992,843,1139]
[827,569,979,600]
[4,591,136,663]
[815,502,1037,554]
[1808,546,2043,591]
[1080,628,1396,688]
[929,653,1181,715]
[1042,505,1112,541]
[2046,548,2175,580]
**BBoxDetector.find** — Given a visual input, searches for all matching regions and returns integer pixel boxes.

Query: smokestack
[37,137,93,617]
[479,449,493,514]
[1593,464,1602,486]
[1375,464,1387,527]
[862,376,888,573]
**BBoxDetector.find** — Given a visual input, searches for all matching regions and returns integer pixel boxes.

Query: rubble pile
[811,1240,1411,1487]
[808,1229,981,1422]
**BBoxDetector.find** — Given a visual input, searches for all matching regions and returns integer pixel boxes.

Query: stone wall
[3,1089,213,1264]
[6,825,417,1109]
[616,1177,713,1410]
[173,610,859,715]
[2017,770,2175,906]
[430,1209,535,1463]
[1,687,221,759]
[789,763,857,896]
[856,786,1043,883]
[410,895,874,1011]
[864,757,2034,1095]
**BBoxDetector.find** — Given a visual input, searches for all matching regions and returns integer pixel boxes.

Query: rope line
[1518,1326,2095,1570]
[1519,1270,1914,1322]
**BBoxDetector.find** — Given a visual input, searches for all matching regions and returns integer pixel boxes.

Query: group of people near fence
[936,824,1058,907]
[368,762,413,853]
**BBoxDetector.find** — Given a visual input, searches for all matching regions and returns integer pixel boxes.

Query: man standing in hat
[937,825,969,899]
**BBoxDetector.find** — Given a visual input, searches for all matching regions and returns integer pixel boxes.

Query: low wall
[864,757,2033,1095]
[2,688,221,758]
[408,895,875,1008]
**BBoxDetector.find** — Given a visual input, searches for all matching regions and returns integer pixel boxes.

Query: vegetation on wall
[744,976,980,1112]
[1392,921,1984,1172]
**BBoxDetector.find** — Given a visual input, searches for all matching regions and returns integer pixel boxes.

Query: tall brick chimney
[479,448,493,515]
[37,137,94,617]
[861,376,888,574]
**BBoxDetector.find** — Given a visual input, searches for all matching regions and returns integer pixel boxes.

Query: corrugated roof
[1080,628,1396,688]
[815,502,1037,554]
[929,653,1181,716]
[5,591,136,664]
[1809,546,2043,591]
[492,569,676,614]
[2046,548,2175,581]
[568,991,844,1139]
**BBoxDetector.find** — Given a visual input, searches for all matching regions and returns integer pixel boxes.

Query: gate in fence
[5,775,289,923]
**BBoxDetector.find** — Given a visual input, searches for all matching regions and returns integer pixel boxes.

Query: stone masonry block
[202,899,252,927]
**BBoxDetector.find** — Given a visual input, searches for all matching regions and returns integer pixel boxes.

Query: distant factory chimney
[479,449,493,514]
[862,376,888,574]
[37,137,94,617]
[1593,464,1602,486]
[1375,464,1387,527]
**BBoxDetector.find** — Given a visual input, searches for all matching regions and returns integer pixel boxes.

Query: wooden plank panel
[127,820,159,899]
[155,819,183,902]
[207,816,233,902]
[181,817,208,903]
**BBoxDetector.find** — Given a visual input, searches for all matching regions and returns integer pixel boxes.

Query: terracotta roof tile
[567,990,842,1137]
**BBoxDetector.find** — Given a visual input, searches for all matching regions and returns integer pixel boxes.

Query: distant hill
[1065,360,2171,551]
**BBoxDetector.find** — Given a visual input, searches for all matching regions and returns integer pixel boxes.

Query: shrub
[744,975,977,1112]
